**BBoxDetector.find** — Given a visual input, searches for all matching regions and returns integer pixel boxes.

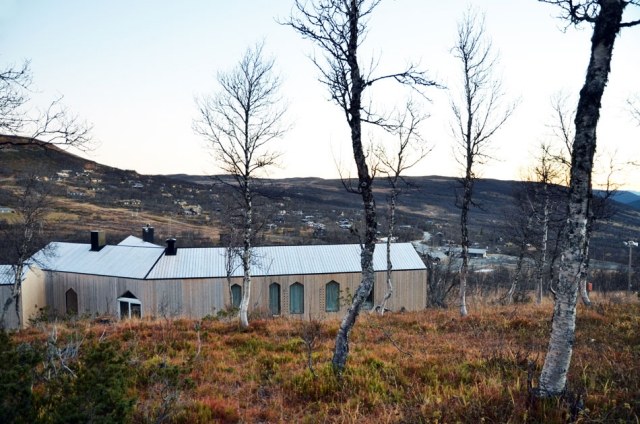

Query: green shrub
[0,331,41,424]
[41,339,136,424]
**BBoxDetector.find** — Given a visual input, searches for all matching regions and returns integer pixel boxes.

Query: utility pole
[623,240,638,293]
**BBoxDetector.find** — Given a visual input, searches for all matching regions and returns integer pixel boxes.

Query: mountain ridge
[1,137,639,266]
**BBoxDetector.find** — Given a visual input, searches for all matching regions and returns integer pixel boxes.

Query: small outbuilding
[0,265,46,329]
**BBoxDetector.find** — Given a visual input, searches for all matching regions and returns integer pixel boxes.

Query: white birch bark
[538,0,633,396]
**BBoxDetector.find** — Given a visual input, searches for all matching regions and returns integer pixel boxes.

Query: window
[363,283,374,310]
[65,288,78,315]
[289,282,304,314]
[325,281,340,312]
[231,284,242,308]
[118,291,141,319]
[269,282,281,315]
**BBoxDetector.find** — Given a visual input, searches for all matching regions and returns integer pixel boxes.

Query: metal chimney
[90,230,106,251]
[165,238,177,256]
[142,225,154,243]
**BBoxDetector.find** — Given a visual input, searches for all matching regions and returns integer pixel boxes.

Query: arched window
[363,283,374,310]
[269,282,281,315]
[289,282,304,314]
[65,288,78,315]
[231,284,242,308]
[118,291,141,319]
[325,281,340,312]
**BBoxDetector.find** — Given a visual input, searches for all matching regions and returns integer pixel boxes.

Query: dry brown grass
[12,294,640,423]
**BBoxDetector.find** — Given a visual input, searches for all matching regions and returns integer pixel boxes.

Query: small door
[269,282,281,315]
[65,289,78,315]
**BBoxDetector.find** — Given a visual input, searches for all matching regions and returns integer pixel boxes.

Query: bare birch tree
[536,0,640,397]
[285,0,437,374]
[0,174,52,328]
[503,186,536,305]
[194,44,286,328]
[530,142,565,304]
[450,10,515,317]
[375,101,428,315]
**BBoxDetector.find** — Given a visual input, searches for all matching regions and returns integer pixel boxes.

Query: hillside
[5,299,640,422]
[1,136,639,265]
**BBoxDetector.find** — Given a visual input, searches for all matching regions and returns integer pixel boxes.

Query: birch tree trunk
[506,235,528,305]
[332,2,377,370]
[536,184,550,304]
[378,190,396,316]
[287,0,435,374]
[578,241,592,307]
[538,0,629,396]
[459,177,472,316]
[239,182,253,328]
[450,10,515,317]
[194,44,286,329]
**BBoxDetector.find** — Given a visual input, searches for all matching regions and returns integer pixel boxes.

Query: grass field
[7,293,640,423]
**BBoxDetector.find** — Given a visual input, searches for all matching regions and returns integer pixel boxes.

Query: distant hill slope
[595,189,640,209]
[1,137,639,266]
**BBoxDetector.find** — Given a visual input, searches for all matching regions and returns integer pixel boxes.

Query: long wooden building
[4,231,427,327]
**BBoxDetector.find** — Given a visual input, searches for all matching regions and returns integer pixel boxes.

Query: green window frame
[269,282,281,315]
[231,284,242,308]
[289,282,304,314]
[325,281,340,312]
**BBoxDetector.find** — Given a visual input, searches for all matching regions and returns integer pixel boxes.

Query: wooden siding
[21,268,47,327]
[45,272,227,319]
[45,269,426,320]
[0,285,20,329]
[0,268,47,329]
[249,269,427,319]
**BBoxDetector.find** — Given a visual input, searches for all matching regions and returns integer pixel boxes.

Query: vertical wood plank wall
[45,269,427,320]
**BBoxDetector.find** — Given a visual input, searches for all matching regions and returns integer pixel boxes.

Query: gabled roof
[33,242,164,279]
[118,235,161,248]
[32,238,426,280]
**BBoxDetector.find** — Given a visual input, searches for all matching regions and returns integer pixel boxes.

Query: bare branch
[0,60,31,134]
[450,8,515,317]
[628,94,640,125]
[285,0,437,374]
[193,42,287,328]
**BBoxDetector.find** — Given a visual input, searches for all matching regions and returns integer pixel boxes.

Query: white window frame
[118,296,142,319]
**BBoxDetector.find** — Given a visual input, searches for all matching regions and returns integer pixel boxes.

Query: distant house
[6,231,427,326]
[468,248,487,258]
[181,204,202,216]
[116,199,142,207]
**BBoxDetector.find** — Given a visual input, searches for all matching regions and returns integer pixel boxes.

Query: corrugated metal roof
[146,243,425,280]
[33,242,165,279]
[29,238,425,281]
[0,265,14,285]
[0,265,31,285]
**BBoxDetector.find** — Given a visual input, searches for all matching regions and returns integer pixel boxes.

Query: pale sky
[1,1,639,190]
